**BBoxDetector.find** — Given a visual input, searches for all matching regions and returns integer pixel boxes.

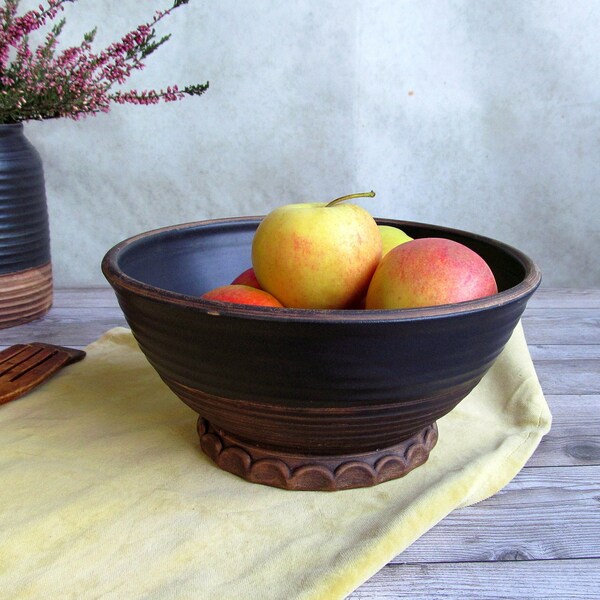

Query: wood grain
[53,287,121,308]
[347,559,600,599]
[528,287,600,309]
[529,395,600,467]
[522,310,600,345]
[0,343,86,404]
[2,287,599,599]
[393,466,600,564]
[0,262,52,329]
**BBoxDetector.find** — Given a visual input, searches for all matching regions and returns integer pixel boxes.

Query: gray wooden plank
[521,310,600,345]
[27,291,600,350]
[528,395,600,467]
[2,316,599,395]
[2,288,598,600]
[1,344,597,395]
[348,558,600,599]
[53,287,600,311]
[53,287,600,309]
[50,288,600,312]
[529,344,600,360]
[2,307,125,323]
[51,288,600,314]
[54,293,599,348]
[390,465,600,565]
[527,287,600,309]
[533,358,600,395]
[53,287,118,307]
[0,307,127,348]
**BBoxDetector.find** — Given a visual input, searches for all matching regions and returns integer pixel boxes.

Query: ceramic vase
[0,123,52,329]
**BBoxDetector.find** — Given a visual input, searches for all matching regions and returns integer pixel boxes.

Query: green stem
[326,191,376,207]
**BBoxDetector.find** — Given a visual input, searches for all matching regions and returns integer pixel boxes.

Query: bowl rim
[101,216,542,323]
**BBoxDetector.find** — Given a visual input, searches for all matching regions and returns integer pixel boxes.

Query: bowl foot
[197,417,438,491]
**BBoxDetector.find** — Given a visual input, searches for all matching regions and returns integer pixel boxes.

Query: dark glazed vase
[0,123,52,329]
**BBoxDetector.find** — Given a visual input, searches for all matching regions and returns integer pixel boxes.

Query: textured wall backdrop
[24,0,600,287]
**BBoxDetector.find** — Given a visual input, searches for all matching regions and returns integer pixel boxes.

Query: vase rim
[0,123,25,136]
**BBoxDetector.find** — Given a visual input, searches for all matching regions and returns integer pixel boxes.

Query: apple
[201,284,283,307]
[378,225,412,257]
[365,237,498,309]
[251,192,382,309]
[351,222,412,311]
[231,267,261,289]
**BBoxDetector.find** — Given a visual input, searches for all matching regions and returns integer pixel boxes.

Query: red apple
[231,267,262,289]
[365,238,498,309]
[201,284,283,307]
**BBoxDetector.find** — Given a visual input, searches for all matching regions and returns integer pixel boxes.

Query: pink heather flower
[0,0,208,123]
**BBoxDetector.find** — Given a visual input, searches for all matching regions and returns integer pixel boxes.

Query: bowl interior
[112,218,533,304]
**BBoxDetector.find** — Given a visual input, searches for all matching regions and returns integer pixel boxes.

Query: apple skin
[231,267,261,289]
[365,237,498,309]
[378,225,412,257]
[201,284,283,307]
[252,202,382,309]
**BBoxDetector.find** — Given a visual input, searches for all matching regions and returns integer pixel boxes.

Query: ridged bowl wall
[102,217,541,490]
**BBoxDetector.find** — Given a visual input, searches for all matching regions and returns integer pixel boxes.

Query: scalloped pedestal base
[197,417,438,491]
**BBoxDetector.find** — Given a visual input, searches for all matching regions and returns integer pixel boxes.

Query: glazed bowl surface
[102,217,541,490]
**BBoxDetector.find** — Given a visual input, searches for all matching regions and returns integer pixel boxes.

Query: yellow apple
[378,225,412,256]
[252,192,382,309]
[365,237,498,309]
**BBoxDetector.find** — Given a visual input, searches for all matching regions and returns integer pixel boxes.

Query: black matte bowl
[102,217,541,490]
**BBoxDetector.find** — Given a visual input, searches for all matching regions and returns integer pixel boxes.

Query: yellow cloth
[0,323,550,600]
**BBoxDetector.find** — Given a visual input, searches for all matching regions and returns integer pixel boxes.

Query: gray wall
[26,0,600,287]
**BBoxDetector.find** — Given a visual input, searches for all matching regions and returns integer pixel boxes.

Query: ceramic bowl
[102,217,541,491]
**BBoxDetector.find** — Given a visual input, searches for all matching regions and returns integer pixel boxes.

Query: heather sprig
[0,0,208,123]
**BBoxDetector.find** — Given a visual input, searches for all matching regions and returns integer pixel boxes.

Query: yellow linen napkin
[0,323,551,600]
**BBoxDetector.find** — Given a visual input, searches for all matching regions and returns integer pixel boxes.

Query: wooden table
[2,287,599,599]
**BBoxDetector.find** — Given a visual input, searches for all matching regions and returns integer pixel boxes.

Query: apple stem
[326,191,376,207]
